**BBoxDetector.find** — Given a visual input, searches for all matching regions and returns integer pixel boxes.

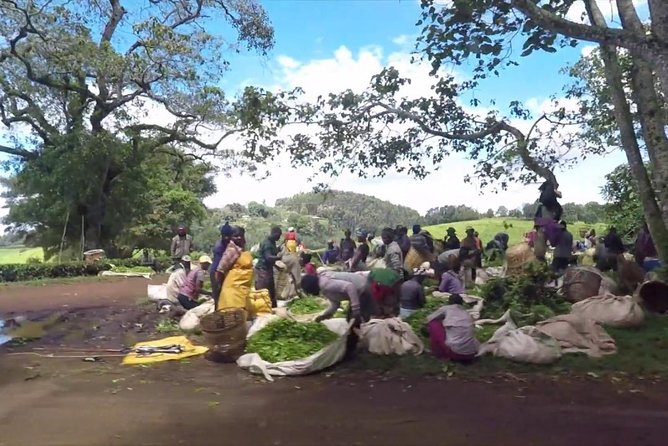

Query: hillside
[424,218,609,246]
[276,190,421,233]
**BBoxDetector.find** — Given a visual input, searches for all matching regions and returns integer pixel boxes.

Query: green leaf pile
[111,265,154,273]
[404,296,450,340]
[286,297,327,315]
[246,319,339,363]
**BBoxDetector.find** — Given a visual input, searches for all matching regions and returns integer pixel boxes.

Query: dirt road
[0,276,165,314]
[2,355,667,446]
[2,279,668,445]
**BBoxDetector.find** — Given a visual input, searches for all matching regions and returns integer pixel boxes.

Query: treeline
[424,201,607,226]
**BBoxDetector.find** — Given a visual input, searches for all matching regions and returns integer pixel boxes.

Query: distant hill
[275,190,422,234]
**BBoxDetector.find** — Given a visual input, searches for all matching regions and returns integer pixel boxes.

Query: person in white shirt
[425,294,479,362]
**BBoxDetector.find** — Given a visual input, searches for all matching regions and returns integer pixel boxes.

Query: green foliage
[404,296,450,340]
[476,263,570,326]
[287,297,328,315]
[424,205,481,226]
[601,164,645,239]
[155,319,181,334]
[0,257,170,282]
[245,319,339,363]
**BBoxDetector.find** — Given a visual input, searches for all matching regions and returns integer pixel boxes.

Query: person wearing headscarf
[216,226,254,313]
[300,252,317,276]
[438,255,465,295]
[279,231,302,299]
[426,294,479,362]
[210,222,233,307]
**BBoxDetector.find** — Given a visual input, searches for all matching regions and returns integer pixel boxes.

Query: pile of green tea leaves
[246,319,339,362]
[404,296,450,340]
[287,296,327,315]
[111,265,154,273]
[476,262,570,326]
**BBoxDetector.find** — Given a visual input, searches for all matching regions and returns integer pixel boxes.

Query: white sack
[536,313,617,358]
[357,318,424,356]
[237,318,352,382]
[179,301,215,331]
[571,293,645,328]
[147,284,168,302]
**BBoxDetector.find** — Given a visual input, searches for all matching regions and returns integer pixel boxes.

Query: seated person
[438,256,465,294]
[399,266,432,319]
[425,294,479,362]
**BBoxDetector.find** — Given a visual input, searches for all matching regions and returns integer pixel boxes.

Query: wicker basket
[504,243,535,277]
[562,266,602,303]
[404,247,430,272]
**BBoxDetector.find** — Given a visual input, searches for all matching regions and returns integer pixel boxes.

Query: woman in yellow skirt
[215,226,254,314]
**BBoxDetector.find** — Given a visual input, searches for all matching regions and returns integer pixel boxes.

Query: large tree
[0,0,291,250]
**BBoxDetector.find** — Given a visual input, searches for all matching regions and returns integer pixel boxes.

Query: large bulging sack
[570,293,645,328]
[179,301,215,331]
[494,327,562,364]
[358,318,424,356]
[536,313,616,357]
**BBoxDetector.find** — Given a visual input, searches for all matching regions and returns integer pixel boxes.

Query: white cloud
[202,44,622,216]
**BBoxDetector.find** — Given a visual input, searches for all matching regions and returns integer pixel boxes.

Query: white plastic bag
[179,301,215,331]
[237,318,353,382]
[570,293,645,328]
[357,318,424,356]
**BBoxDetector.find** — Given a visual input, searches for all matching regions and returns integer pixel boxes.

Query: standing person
[552,221,573,274]
[171,225,193,266]
[634,223,657,268]
[399,266,432,319]
[604,227,625,271]
[216,226,253,312]
[535,180,563,222]
[176,256,212,310]
[348,231,370,271]
[444,227,460,250]
[426,294,479,363]
[460,226,480,283]
[412,224,422,236]
[586,228,597,248]
[340,230,357,263]
[381,227,404,276]
[280,235,302,299]
[210,222,233,307]
[395,225,411,258]
[322,240,340,264]
[533,224,548,263]
[473,231,483,251]
[254,226,282,308]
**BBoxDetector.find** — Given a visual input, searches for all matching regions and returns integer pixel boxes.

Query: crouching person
[301,271,373,358]
[425,294,479,363]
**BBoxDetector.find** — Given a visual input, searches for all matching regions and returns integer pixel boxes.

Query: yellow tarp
[122,336,208,365]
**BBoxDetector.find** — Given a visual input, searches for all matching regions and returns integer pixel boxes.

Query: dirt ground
[2,278,668,446]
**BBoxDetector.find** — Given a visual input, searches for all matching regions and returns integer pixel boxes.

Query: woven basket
[504,243,535,277]
[562,266,602,303]
[404,247,429,272]
[638,280,668,314]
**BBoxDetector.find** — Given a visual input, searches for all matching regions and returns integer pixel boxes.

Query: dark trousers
[210,270,221,309]
[551,257,569,273]
[177,293,200,310]
[254,268,277,307]
[344,291,373,359]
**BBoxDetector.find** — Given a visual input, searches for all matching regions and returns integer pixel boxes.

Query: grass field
[0,246,44,264]
[424,218,609,246]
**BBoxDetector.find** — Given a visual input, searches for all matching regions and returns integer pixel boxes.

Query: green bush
[0,256,172,283]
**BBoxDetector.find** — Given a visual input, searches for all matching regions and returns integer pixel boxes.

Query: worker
[210,222,233,307]
[300,252,317,276]
[216,226,253,312]
[279,233,302,299]
[176,255,212,310]
[399,264,433,319]
[395,225,411,258]
[322,240,341,264]
[381,227,404,276]
[171,225,193,266]
[340,229,357,263]
[254,226,282,307]
[444,227,460,250]
[438,255,465,294]
[348,230,370,271]
[552,221,573,274]
[604,226,625,271]
[425,294,479,363]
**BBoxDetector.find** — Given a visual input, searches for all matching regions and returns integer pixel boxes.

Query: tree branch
[0,144,38,160]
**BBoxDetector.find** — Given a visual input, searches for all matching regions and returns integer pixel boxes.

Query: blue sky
[1,0,637,225]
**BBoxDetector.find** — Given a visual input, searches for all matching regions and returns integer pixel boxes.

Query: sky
[0,0,643,228]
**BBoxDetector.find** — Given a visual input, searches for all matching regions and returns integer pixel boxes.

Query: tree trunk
[83,166,116,251]
[647,0,668,99]
[615,0,668,219]
[586,0,668,271]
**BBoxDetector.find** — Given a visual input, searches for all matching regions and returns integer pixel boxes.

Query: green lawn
[424,218,609,247]
[0,246,43,264]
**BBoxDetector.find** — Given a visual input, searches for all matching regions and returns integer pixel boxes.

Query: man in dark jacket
[603,227,625,271]
[395,225,411,258]
[340,230,357,263]
[444,227,460,250]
